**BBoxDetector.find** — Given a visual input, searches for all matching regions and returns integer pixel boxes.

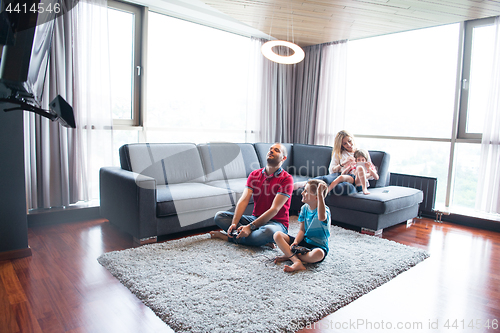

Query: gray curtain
[253,39,348,145]
[293,44,322,144]
[24,0,113,209]
[24,12,77,209]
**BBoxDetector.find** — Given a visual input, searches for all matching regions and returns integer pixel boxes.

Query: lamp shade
[261,40,305,65]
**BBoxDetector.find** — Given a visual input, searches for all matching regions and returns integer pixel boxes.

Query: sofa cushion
[290,144,332,177]
[253,143,294,171]
[325,186,423,215]
[206,178,252,203]
[156,183,236,217]
[120,143,205,185]
[198,143,260,182]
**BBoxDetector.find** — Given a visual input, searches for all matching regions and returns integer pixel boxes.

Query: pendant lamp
[261,0,304,65]
[261,40,305,65]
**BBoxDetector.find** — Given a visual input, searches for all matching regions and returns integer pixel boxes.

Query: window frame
[107,0,144,127]
[457,16,496,140]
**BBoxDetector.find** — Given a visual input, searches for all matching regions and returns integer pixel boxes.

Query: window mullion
[445,22,466,208]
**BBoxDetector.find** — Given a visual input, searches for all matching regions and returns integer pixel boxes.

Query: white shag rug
[97,223,429,333]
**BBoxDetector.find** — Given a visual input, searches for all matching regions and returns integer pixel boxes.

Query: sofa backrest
[253,143,294,172]
[290,144,332,177]
[118,142,391,188]
[197,143,261,182]
[368,150,390,188]
[119,143,206,185]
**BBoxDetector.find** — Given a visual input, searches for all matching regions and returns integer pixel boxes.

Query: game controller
[228,230,240,237]
[291,245,311,255]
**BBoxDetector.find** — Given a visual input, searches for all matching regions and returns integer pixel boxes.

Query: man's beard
[267,156,280,167]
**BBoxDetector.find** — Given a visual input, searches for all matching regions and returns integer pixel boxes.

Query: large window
[346,24,460,139]
[106,7,252,165]
[346,18,498,215]
[346,24,460,206]
[146,12,251,143]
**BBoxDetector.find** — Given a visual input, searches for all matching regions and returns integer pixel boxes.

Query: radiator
[389,173,437,218]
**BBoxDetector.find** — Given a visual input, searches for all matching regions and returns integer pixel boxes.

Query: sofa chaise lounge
[99,142,423,244]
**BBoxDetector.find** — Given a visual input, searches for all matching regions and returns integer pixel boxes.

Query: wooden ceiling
[201,0,500,46]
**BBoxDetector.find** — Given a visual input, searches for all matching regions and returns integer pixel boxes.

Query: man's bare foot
[273,255,290,263]
[210,230,228,241]
[265,242,276,249]
[284,262,306,272]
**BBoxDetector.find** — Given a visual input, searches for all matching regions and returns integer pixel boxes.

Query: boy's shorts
[288,235,328,263]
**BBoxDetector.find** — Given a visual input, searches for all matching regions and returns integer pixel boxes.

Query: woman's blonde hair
[332,130,355,160]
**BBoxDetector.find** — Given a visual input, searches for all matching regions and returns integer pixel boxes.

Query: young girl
[293,130,357,194]
[328,149,379,195]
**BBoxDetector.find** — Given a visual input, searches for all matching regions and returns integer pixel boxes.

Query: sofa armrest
[368,151,391,188]
[99,167,157,241]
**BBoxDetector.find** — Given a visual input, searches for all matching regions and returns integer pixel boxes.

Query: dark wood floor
[1,217,499,333]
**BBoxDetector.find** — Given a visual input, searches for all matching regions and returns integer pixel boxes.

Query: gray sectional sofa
[99,142,423,244]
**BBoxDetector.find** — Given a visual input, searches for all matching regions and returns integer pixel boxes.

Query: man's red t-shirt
[246,167,294,229]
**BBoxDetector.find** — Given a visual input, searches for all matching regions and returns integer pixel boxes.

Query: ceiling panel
[201,0,500,46]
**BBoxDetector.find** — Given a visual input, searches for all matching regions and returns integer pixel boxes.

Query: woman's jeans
[315,173,357,196]
[214,211,287,247]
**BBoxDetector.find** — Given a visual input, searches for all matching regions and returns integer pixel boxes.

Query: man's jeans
[214,211,287,247]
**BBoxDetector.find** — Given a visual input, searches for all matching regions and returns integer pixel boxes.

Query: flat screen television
[0,0,76,128]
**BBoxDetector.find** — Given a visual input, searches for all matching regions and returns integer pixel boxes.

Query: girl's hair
[354,149,377,172]
[354,149,369,161]
[332,130,355,160]
[307,179,329,198]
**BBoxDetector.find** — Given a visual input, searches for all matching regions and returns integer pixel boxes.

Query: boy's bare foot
[363,189,370,195]
[284,262,306,272]
[210,230,228,241]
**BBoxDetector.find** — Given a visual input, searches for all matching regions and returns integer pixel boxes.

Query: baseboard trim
[0,246,32,262]
[133,236,157,245]
[421,211,500,232]
[28,206,101,227]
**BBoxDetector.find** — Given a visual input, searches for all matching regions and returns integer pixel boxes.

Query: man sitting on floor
[210,143,294,247]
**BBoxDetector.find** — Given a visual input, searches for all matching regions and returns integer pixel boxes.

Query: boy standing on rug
[273,179,331,272]
[210,143,294,247]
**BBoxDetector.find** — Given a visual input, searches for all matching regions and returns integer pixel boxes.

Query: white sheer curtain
[246,37,265,143]
[476,16,500,214]
[314,40,348,146]
[25,0,113,209]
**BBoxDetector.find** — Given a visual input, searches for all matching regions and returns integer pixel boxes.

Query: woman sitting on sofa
[294,130,359,196]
